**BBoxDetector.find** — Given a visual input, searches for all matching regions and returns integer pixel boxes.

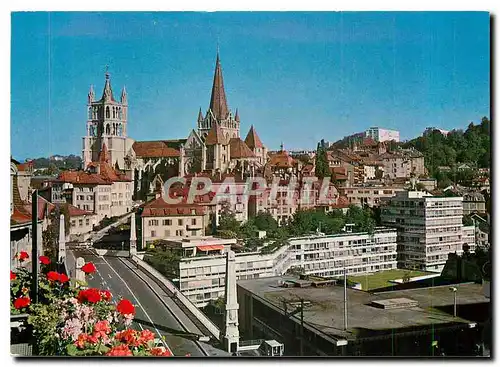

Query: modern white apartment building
[365,127,400,143]
[381,191,475,273]
[157,229,398,307]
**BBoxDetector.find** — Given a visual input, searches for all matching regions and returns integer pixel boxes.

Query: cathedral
[82,52,268,201]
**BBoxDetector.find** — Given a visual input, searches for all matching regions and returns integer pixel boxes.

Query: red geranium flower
[115,329,140,346]
[13,296,31,310]
[47,271,60,282]
[100,290,112,301]
[93,320,111,339]
[81,262,96,274]
[75,333,88,349]
[151,347,172,356]
[139,329,155,344]
[10,271,16,281]
[58,273,70,283]
[116,299,135,316]
[18,251,29,262]
[106,344,133,357]
[77,288,102,303]
[39,256,50,265]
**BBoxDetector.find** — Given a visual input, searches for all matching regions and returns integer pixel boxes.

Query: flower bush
[10,253,174,357]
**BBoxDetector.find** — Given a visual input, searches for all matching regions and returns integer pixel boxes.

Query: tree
[374,167,384,180]
[253,211,278,232]
[403,116,490,185]
[314,142,330,179]
[217,201,240,234]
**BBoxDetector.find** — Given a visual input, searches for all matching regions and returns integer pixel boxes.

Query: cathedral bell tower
[82,68,132,170]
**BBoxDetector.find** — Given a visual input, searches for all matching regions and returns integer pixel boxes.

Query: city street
[67,249,228,357]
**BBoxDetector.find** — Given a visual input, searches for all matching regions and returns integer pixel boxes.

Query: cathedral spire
[234,108,240,122]
[197,107,204,122]
[88,85,95,104]
[101,67,115,102]
[121,86,127,105]
[209,51,229,121]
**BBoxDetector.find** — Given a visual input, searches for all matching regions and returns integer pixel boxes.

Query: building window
[86,218,90,226]
[191,218,196,225]
[178,219,183,226]
[79,219,83,227]
[150,230,156,237]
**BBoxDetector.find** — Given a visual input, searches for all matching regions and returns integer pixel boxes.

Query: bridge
[67,248,229,357]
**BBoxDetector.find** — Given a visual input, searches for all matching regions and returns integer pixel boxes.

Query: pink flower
[62,318,83,341]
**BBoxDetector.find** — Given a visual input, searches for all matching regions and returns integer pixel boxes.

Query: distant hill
[24,154,82,175]
[402,117,490,176]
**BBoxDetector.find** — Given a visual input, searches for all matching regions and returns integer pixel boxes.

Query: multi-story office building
[381,191,475,272]
[153,229,398,307]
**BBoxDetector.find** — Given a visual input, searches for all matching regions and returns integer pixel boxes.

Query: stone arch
[88,107,92,120]
[105,124,110,135]
[106,106,110,119]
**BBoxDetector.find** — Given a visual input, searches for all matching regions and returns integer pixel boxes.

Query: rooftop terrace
[238,276,489,340]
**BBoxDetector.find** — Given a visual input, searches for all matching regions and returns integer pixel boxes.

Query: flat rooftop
[238,276,489,340]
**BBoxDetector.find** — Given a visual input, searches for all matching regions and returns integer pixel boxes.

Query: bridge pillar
[58,214,66,264]
[75,257,85,283]
[223,250,240,354]
[129,213,137,257]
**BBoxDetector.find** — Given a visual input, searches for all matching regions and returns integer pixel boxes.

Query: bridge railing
[131,255,221,341]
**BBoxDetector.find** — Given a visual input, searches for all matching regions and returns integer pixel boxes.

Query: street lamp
[449,287,457,317]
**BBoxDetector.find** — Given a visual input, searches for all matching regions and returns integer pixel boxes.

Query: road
[67,249,229,357]
[89,213,133,243]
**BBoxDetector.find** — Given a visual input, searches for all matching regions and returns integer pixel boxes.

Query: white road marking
[99,256,172,354]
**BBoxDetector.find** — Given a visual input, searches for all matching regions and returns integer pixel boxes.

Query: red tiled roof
[57,170,111,185]
[66,203,94,217]
[229,138,255,159]
[132,141,181,158]
[142,196,207,217]
[11,207,32,225]
[17,161,33,172]
[244,125,264,149]
[205,122,227,145]
[268,150,296,168]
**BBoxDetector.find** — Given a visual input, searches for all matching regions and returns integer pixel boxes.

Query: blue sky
[11,11,490,160]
